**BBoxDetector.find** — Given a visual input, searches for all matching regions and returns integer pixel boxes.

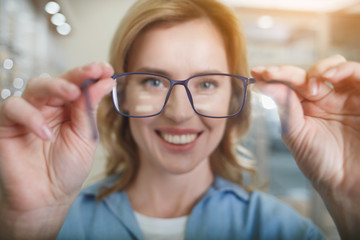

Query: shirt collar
[82,174,144,240]
[81,174,249,240]
[82,174,250,202]
[204,176,250,202]
[82,174,121,196]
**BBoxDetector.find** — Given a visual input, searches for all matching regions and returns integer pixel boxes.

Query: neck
[126,157,214,218]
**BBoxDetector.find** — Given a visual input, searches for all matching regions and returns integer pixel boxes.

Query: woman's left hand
[251,55,360,238]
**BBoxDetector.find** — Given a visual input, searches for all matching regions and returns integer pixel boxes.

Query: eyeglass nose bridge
[162,79,196,113]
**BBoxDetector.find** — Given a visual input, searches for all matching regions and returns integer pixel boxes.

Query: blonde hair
[97,0,256,199]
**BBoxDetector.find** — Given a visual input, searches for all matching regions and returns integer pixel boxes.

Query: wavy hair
[97,0,256,199]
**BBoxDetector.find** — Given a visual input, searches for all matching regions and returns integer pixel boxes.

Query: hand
[0,62,114,237]
[251,55,360,237]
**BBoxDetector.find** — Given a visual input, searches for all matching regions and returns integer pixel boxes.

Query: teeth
[161,133,197,144]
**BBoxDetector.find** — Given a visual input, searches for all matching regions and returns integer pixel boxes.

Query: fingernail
[266,66,279,74]
[63,82,79,93]
[310,77,318,96]
[82,62,96,71]
[103,62,112,69]
[267,66,279,74]
[323,68,337,78]
[41,125,53,140]
[252,66,266,73]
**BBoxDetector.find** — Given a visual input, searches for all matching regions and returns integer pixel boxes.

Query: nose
[163,85,195,122]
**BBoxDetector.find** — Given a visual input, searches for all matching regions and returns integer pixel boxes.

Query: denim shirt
[58,175,324,240]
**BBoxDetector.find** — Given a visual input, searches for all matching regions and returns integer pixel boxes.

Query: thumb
[254,81,305,137]
[84,77,115,110]
[73,78,115,141]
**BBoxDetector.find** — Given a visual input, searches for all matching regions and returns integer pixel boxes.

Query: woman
[0,0,359,239]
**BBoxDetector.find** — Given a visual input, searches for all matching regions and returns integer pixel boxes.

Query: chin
[159,157,206,176]
[165,167,194,175]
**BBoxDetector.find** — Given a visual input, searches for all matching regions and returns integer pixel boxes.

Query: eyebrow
[134,67,170,76]
[133,67,227,79]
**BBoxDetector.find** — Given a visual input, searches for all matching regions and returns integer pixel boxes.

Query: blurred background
[1,0,360,239]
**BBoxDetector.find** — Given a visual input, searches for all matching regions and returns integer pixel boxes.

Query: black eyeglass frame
[111,72,256,118]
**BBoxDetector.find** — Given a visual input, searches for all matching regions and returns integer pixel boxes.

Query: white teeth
[161,133,197,144]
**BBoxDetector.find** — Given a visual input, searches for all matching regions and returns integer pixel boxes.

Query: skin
[125,19,229,218]
[252,55,360,239]
[0,63,115,238]
[0,18,359,240]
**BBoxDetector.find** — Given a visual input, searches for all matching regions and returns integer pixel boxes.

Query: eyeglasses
[81,73,256,140]
[111,72,256,118]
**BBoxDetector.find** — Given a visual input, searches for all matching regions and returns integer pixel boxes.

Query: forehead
[127,18,229,76]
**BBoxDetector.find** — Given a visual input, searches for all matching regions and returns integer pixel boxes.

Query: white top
[134,211,189,240]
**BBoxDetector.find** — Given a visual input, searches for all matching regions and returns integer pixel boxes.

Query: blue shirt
[58,175,324,240]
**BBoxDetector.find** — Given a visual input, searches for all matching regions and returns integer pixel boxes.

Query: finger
[69,77,115,140]
[252,65,304,104]
[251,59,340,101]
[0,97,52,140]
[60,62,114,87]
[251,65,309,101]
[308,54,347,77]
[251,65,307,86]
[22,77,81,108]
[321,61,360,91]
[21,62,114,108]
[75,77,115,112]
[307,55,347,96]
[254,81,305,137]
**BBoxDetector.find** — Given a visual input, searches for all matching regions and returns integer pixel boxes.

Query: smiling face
[126,18,230,175]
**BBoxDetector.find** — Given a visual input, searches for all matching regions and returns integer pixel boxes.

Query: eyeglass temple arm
[246,77,257,85]
[81,79,99,141]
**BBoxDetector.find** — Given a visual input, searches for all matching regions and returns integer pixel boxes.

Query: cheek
[202,118,228,142]
[129,118,155,148]
[199,118,228,161]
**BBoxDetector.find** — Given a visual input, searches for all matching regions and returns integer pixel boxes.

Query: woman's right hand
[0,62,114,238]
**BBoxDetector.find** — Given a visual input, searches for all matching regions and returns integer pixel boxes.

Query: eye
[199,80,218,89]
[141,78,164,87]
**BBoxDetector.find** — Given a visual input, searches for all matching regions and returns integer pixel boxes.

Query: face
[126,18,230,175]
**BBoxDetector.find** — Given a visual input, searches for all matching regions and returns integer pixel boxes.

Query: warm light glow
[260,94,277,110]
[1,89,11,99]
[3,58,13,70]
[220,0,359,12]
[51,13,66,26]
[13,78,24,89]
[45,1,60,14]
[56,23,72,35]
[13,91,22,97]
[257,15,274,29]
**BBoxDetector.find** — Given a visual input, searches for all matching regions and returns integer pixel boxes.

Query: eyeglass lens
[113,73,245,118]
